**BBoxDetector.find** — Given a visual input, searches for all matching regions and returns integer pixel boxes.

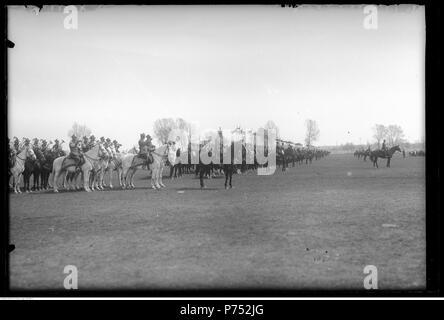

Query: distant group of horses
[354,145,404,168]
[409,150,425,157]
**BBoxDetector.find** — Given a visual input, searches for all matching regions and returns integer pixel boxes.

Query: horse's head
[98,143,108,159]
[393,145,402,153]
[26,146,36,160]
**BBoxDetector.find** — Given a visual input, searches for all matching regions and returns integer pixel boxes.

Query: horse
[94,146,113,190]
[121,142,177,189]
[197,142,239,190]
[9,146,36,193]
[103,149,124,189]
[22,150,43,193]
[369,145,402,168]
[40,150,53,190]
[52,143,106,192]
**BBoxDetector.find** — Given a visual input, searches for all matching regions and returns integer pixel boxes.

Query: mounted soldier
[52,139,61,154]
[105,138,112,148]
[113,139,121,152]
[41,140,49,153]
[62,135,85,170]
[13,137,20,152]
[32,138,40,150]
[381,139,387,156]
[82,136,89,151]
[138,133,146,155]
[88,135,96,149]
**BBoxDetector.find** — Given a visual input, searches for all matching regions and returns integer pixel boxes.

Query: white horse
[52,143,106,193]
[150,142,177,189]
[103,147,124,189]
[121,142,177,189]
[94,146,113,191]
[9,146,36,194]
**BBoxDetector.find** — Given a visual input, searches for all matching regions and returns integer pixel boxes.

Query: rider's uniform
[138,138,146,154]
[69,140,82,162]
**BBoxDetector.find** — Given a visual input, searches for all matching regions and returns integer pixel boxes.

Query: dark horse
[197,142,238,190]
[40,149,60,190]
[22,148,45,192]
[369,145,402,168]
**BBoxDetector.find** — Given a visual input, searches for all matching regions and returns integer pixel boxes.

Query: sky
[8,5,425,150]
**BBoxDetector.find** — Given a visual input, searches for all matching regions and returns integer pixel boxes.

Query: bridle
[16,148,32,161]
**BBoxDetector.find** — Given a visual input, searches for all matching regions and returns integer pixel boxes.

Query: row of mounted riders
[353,145,405,168]
[170,145,330,189]
[7,136,125,193]
[8,136,331,193]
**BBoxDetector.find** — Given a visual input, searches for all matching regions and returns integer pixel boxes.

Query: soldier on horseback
[105,138,112,148]
[82,136,89,151]
[65,135,85,169]
[113,139,121,152]
[52,139,61,154]
[136,133,155,167]
[138,133,146,156]
[41,140,49,153]
[88,135,96,149]
[381,139,387,156]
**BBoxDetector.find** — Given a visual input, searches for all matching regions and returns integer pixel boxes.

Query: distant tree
[153,118,176,144]
[372,124,388,148]
[304,119,320,147]
[386,124,405,146]
[264,120,280,139]
[68,122,91,138]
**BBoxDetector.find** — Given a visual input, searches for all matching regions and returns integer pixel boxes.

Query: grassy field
[8,153,425,290]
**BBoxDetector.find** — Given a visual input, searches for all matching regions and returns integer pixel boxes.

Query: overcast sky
[8,5,425,149]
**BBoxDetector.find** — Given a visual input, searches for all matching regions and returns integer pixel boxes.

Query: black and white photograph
[5,4,429,293]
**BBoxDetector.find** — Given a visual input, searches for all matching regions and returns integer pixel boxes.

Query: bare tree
[305,119,320,147]
[372,124,388,148]
[68,122,92,138]
[386,124,405,146]
[153,118,176,144]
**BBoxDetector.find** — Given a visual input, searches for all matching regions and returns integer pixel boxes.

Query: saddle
[131,153,153,169]
[61,155,85,171]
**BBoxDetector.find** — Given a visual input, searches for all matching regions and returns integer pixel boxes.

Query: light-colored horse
[103,147,124,189]
[150,143,177,189]
[9,146,36,194]
[52,143,106,193]
[93,146,113,190]
[121,142,177,189]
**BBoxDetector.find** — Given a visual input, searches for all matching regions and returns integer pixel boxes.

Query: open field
[9,153,425,290]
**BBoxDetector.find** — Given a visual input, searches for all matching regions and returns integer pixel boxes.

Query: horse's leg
[154,165,161,189]
[108,169,114,189]
[12,174,17,193]
[17,173,23,193]
[159,163,166,188]
[53,168,60,193]
[83,169,91,192]
[130,169,136,188]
